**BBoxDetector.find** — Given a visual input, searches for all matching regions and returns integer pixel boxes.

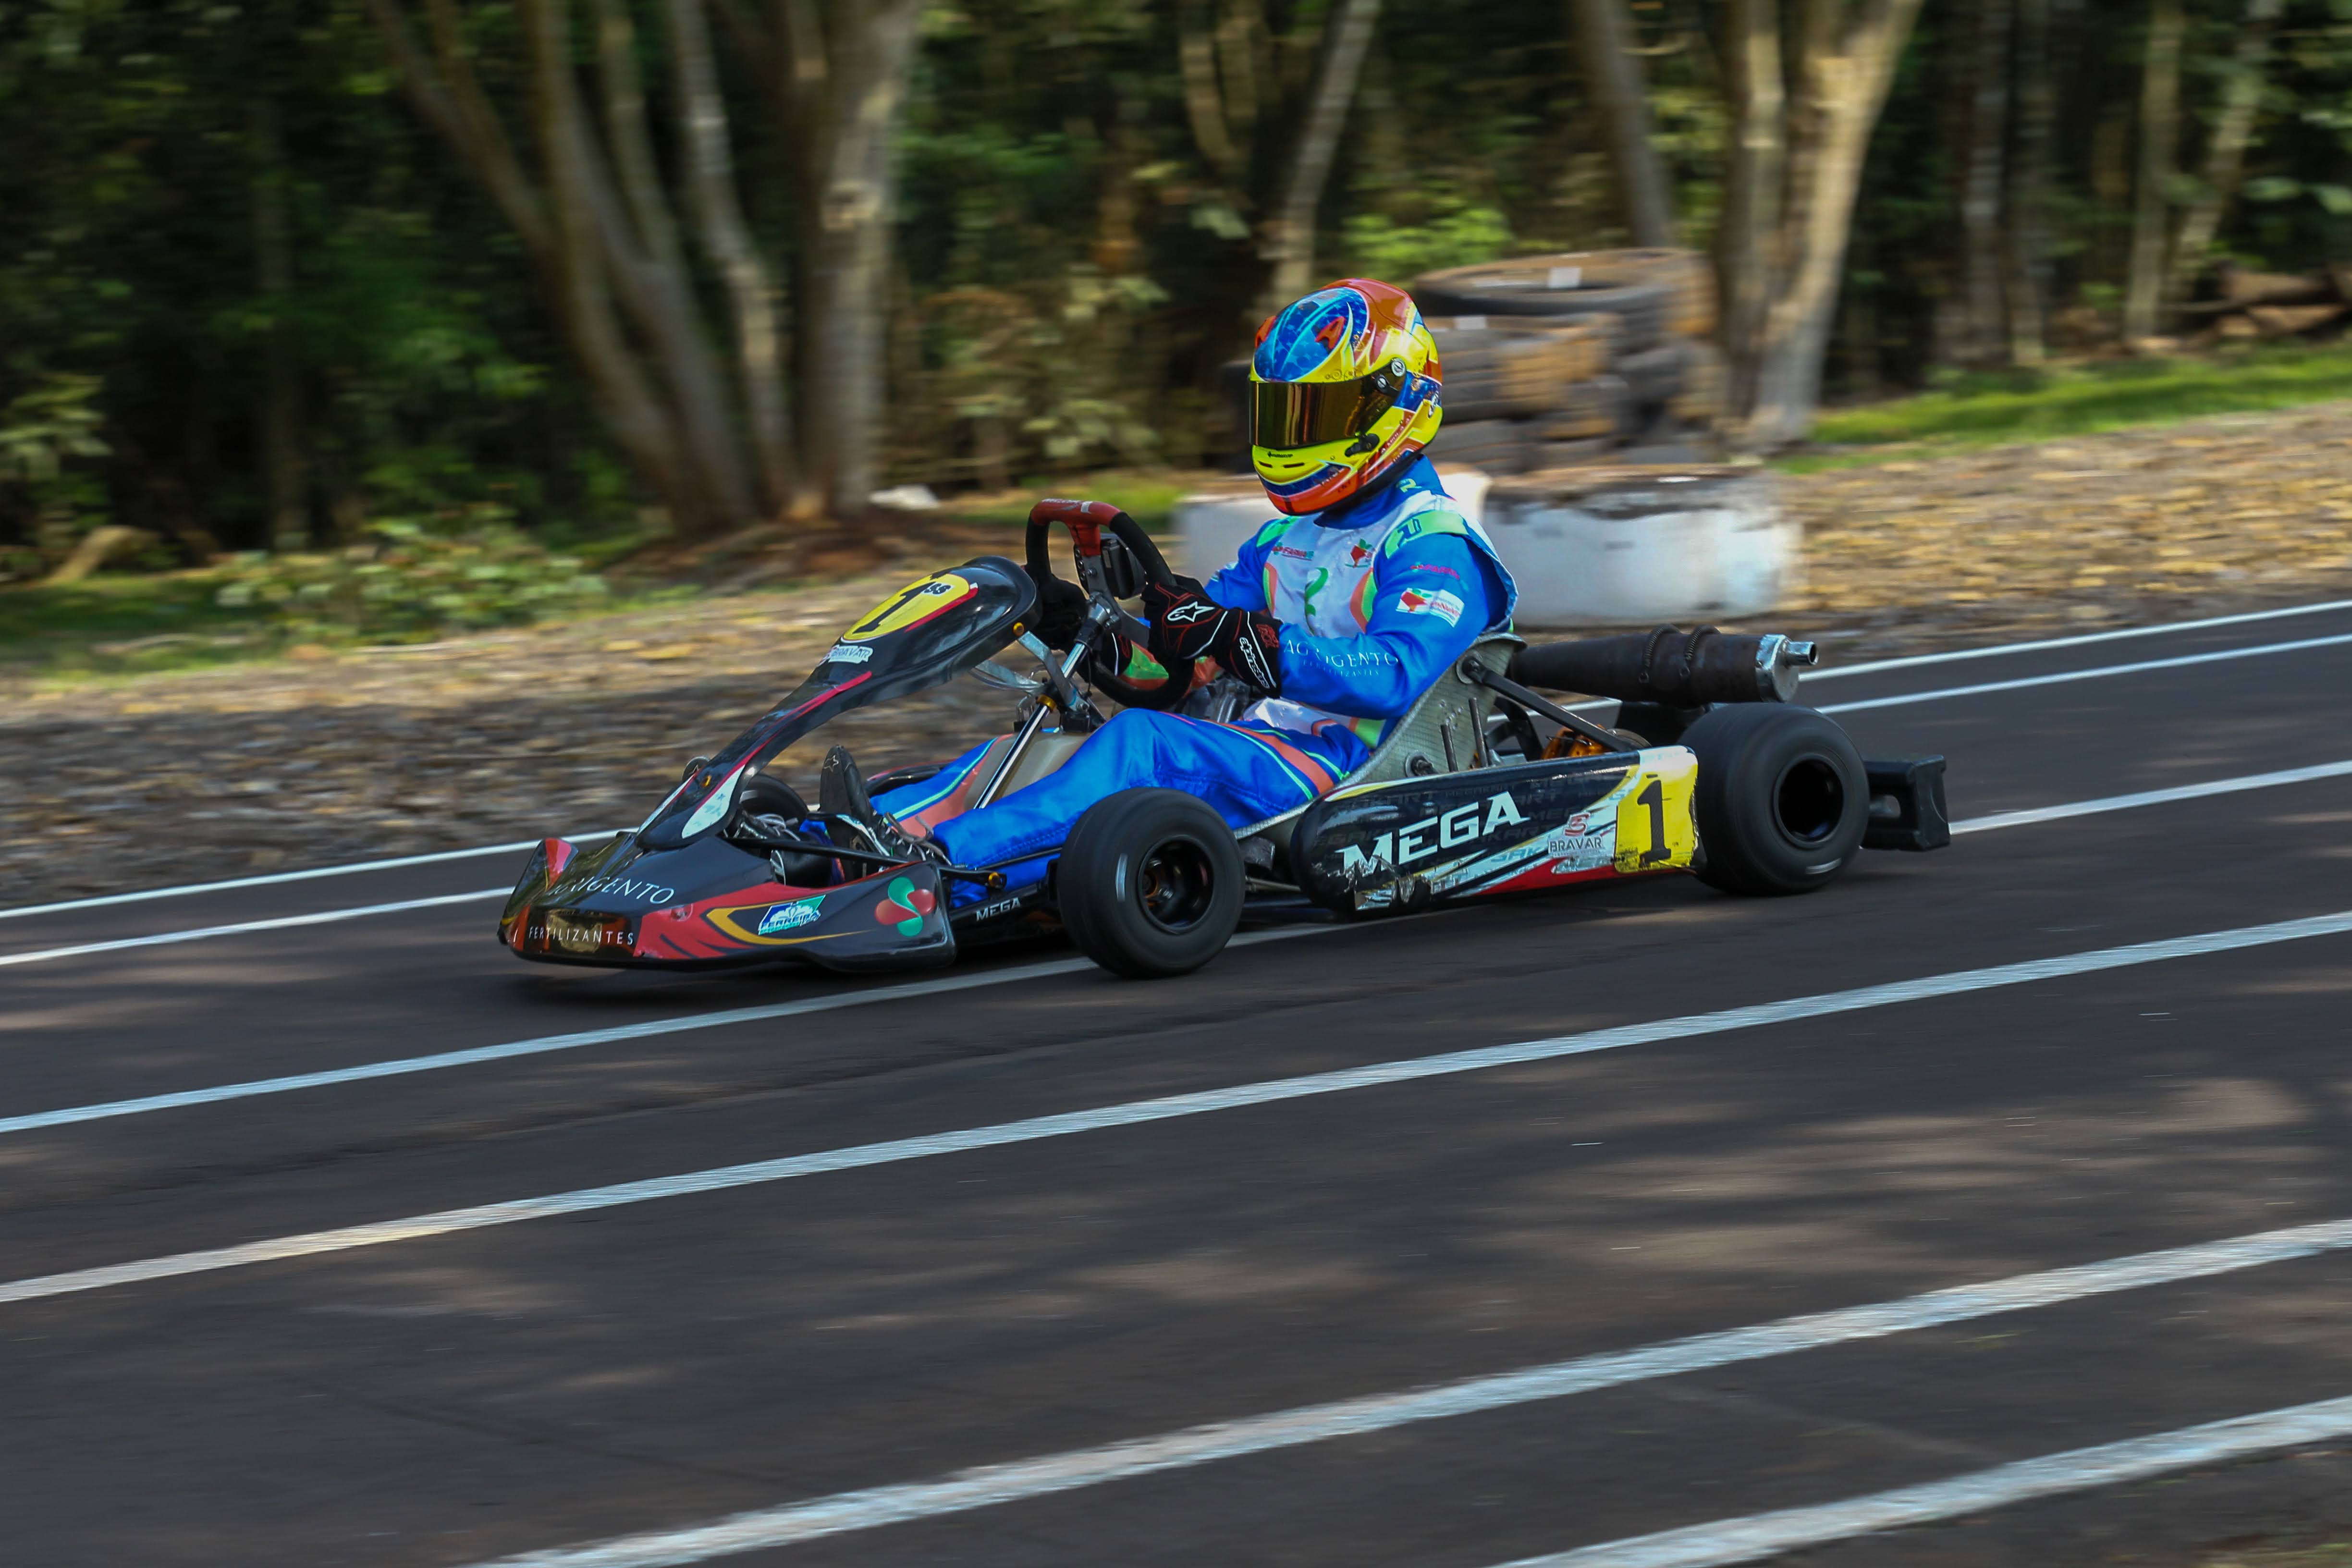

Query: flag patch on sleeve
[1396,587,1465,626]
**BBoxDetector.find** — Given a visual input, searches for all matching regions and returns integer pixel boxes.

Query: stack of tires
[1409,249,1722,475]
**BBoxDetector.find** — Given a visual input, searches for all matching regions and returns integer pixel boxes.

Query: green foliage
[0,572,267,677]
[12,0,2352,606]
[0,0,631,562]
[208,511,610,641]
[0,374,109,486]
[0,373,111,567]
[1339,200,1516,284]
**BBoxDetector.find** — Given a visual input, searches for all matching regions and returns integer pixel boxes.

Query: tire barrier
[1217,248,1727,479]
[1414,248,1722,478]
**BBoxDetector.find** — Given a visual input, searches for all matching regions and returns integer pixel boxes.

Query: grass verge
[932,469,1202,533]
[1784,343,2352,470]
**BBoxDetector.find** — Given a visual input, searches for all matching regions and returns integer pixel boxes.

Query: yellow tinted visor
[1251,372,1401,449]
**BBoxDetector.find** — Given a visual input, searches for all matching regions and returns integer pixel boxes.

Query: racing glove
[1030,572,1090,652]
[1144,576,1283,697]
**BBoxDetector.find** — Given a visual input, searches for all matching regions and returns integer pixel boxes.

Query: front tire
[1683,705,1868,895]
[1057,789,1244,978]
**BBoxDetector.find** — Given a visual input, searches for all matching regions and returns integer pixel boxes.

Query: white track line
[9,744,2345,1077]
[0,959,1090,1134]
[0,890,506,970]
[1494,1394,2352,1568]
[21,735,2352,977]
[1802,597,2352,683]
[11,599,2344,927]
[5,908,2347,1308]
[0,833,621,923]
[1815,630,2352,716]
[0,929,1304,1136]
[1952,758,2352,835]
[460,1216,2352,1568]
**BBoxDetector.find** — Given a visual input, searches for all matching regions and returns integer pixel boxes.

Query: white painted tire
[1173,465,1795,627]
[1482,466,1798,625]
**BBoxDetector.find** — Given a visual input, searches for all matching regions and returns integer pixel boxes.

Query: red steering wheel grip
[1022,497,1193,711]
[1024,499,1182,590]
[1027,497,1121,557]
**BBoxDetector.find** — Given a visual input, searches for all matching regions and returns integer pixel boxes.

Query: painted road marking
[0,929,1308,1135]
[3,909,2348,1306]
[0,833,621,923]
[15,600,2347,927]
[9,747,2342,1104]
[1490,1395,2352,1568]
[1803,597,2352,683]
[456,1217,2352,1567]
[16,742,2352,981]
[0,890,507,970]
[1816,630,2352,716]
[1952,758,2352,835]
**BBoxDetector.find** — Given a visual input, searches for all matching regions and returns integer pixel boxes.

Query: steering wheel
[1025,498,1195,712]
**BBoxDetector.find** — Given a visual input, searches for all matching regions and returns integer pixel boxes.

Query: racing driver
[829,277,1518,892]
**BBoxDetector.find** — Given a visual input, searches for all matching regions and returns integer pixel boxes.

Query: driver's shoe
[819,746,943,866]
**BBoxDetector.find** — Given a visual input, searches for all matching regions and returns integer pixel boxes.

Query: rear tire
[1683,705,1867,895]
[1413,260,1671,352]
[1058,789,1245,978]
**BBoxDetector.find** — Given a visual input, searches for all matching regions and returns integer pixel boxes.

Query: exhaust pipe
[1507,626,1819,706]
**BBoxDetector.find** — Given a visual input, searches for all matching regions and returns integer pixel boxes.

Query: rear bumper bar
[1862,756,1950,851]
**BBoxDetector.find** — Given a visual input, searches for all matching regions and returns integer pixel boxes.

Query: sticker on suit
[1395,587,1464,626]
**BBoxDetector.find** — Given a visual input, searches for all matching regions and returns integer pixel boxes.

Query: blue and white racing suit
[876,455,1519,889]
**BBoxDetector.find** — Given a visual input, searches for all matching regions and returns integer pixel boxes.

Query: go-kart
[500,500,1949,978]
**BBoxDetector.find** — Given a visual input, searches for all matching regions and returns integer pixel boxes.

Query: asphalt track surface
[6,604,2352,1566]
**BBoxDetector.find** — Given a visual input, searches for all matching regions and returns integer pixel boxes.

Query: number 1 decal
[1637,777,1668,865]
[1613,761,1695,875]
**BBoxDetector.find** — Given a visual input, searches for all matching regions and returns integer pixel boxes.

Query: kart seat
[1231,631,1526,855]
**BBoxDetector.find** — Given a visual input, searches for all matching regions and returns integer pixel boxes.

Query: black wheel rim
[1773,756,1846,845]
[1133,835,1217,933]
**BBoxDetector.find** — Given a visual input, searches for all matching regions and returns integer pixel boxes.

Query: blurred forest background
[6,0,2352,606]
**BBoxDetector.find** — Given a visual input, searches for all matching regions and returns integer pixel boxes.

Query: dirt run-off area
[10,399,2352,907]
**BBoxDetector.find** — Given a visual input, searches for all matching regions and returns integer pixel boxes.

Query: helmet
[1249,278,1442,515]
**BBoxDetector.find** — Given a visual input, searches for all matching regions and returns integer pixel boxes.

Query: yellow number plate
[842,571,978,641]
[1613,748,1699,874]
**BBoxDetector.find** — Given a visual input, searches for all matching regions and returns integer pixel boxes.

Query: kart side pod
[1289,748,1699,916]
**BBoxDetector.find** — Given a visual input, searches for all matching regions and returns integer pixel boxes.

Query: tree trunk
[2123,0,2185,342]
[1959,0,2012,365]
[1718,0,1785,418]
[1178,0,1245,179]
[1570,0,1677,247]
[373,0,750,539]
[1218,0,1265,157]
[570,0,759,527]
[2168,0,2286,305]
[248,95,308,552]
[792,0,924,523]
[370,0,926,539]
[524,0,752,536]
[1739,0,1926,449]
[667,0,793,512]
[2005,0,2053,366]
[1261,0,1381,308]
